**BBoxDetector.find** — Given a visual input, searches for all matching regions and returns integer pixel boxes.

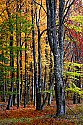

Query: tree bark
[19,0,23,102]
[24,32,27,108]
[36,4,42,110]
[6,0,14,110]
[46,0,66,116]
[31,0,37,107]
[16,0,20,108]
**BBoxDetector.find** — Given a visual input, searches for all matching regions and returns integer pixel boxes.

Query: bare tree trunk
[19,0,23,102]
[43,65,47,103]
[48,51,53,105]
[31,0,37,106]
[27,74,30,104]
[16,0,20,108]
[24,32,27,108]
[6,0,14,110]
[73,42,81,104]
[2,51,6,102]
[36,5,42,110]
[46,0,66,116]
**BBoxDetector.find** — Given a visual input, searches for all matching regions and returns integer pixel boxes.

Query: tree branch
[63,0,75,21]
[64,0,70,12]
[33,0,47,14]
[40,29,47,38]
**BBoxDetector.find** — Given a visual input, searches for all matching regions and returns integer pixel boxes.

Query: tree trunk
[46,0,66,116]
[16,0,20,108]
[24,32,27,108]
[73,42,81,104]
[36,5,42,110]
[31,0,37,107]
[19,0,23,102]
[43,65,47,103]
[6,0,14,109]
[48,51,53,105]
[27,74,30,104]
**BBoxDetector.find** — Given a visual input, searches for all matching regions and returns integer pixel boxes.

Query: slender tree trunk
[43,65,47,103]
[4,75,8,102]
[24,32,27,108]
[19,0,23,102]
[58,0,65,74]
[29,62,33,102]
[6,26,14,109]
[2,51,6,102]
[36,6,42,110]
[73,42,81,104]
[43,39,48,103]
[16,0,20,108]
[27,74,30,104]
[6,0,14,109]
[48,51,53,105]
[32,0,37,107]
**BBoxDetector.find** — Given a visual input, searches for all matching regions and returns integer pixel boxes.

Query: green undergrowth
[0,117,32,125]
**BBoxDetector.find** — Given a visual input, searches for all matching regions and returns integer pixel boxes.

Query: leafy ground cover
[0,101,83,125]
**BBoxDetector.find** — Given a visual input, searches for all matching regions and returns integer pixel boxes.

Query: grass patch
[0,117,33,125]
[66,103,83,125]
[0,116,49,125]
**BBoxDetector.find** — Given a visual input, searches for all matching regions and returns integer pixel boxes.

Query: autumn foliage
[0,0,83,124]
[0,101,83,125]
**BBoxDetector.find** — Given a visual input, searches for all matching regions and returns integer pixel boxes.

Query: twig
[33,0,47,14]
[66,104,76,115]
[63,0,75,21]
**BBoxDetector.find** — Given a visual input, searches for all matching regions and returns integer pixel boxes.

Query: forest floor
[0,100,83,125]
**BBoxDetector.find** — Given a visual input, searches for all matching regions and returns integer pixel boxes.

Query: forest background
[0,0,83,124]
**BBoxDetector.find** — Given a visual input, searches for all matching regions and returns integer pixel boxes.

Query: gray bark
[19,0,23,102]
[73,42,81,104]
[16,0,20,108]
[36,8,42,110]
[24,32,27,108]
[58,0,65,74]
[46,0,66,116]
[32,0,37,107]
[6,0,14,110]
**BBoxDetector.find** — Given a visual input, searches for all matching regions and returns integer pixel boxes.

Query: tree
[6,0,14,110]
[46,0,76,116]
[46,0,65,116]
[34,0,43,110]
[16,0,20,108]
[31,0,37,107]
